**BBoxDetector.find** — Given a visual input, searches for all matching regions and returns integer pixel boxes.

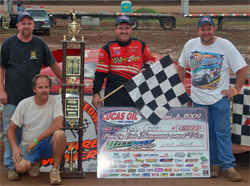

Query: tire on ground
[130,18,139,30]
[161,18,174,30]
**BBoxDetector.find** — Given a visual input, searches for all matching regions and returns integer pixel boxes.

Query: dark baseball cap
[17,12,34,23]
[115,16,131,26]
[197,16,214,27]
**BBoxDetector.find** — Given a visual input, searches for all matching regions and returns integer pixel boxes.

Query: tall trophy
[60,10,85,178]
[68,10,80,41]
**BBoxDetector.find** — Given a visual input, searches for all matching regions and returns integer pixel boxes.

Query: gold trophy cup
[68,10,80,41]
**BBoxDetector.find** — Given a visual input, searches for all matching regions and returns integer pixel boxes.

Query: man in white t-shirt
[7,74,66,185]
[177,16,247,182]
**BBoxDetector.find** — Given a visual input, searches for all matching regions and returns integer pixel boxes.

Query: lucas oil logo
[99,110,142,124]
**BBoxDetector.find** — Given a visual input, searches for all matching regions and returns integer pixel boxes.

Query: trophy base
[61,169,85,178]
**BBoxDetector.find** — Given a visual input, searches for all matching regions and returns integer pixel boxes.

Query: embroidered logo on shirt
[30,51,37,59]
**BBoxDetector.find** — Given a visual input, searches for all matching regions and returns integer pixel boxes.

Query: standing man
[177,16,247,182]
[7,74,66,185]
[2,10,11,29]
[16,1,23,12]
[92,16,156,109]
[0,12,62,181]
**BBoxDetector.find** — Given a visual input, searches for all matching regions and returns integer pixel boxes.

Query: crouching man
[7,74,66,185]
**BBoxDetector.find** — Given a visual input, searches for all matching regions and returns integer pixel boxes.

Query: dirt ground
[0,4,249,75]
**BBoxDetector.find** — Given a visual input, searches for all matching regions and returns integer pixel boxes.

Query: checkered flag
[231,88,250,146]
[124,55,189,124]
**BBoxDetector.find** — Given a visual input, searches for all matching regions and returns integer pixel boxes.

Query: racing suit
[93,37,156,106]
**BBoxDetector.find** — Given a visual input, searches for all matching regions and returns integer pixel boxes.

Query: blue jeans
[19,135,53,164]
[3,104,22,170]
[194,97,236,170]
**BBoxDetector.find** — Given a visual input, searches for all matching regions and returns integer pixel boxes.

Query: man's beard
[22,30,32,37]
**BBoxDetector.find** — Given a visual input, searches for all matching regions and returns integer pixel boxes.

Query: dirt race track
[0,4,250,186]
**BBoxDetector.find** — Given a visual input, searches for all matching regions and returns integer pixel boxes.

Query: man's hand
[0,88,7,105]
[92,93,101,110]
[12,146,23,164]
[26,141,37,155]
[139,68,146,73]
[221,88,238,100]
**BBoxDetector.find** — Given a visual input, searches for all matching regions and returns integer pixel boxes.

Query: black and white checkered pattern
[231,88,250,146]
[124,55,189,124]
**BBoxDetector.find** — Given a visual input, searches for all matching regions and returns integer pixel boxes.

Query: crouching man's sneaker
[29,160,41,177]
[50,168,62,185]
[223,168,242,182]
[7,168,19,181]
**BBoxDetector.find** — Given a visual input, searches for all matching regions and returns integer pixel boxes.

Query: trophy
[68,10,80,41]
[68,142,75,172]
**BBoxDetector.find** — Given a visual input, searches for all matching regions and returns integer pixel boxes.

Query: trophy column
[60,38,85,178]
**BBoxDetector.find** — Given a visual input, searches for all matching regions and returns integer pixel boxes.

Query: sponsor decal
[187,152,203,157]
[128,169,136,172]
[203,170,209,176]
[138,169,146,172]
[201,165,209,169]
[132,153,143,157]
[122,153,130,159]
[123,159,133,163]
[108,173,119,177]
[141,173,150,177]
[104,139,155,150]
[192,167,200,172]
[115,169,126,172]
[135,158,144,163]
[100,110,142,124]
[143,154,159,157]
[118,164,127,168]
[141,164,150,167]
[176,173,182,176]
[193,173,201,176]
[183,173,192,177]
[185,164,194,167]
[173,168,180,172]
[155,168,164,172]
[146,159,158,163]
[175,159,184,163]
[200,156,208,164]
[100,173,108,177]
[162,164,174,167]
[113,47,121,50]
[180,168,191,172]
[175,164,184,167]
[121,173,130,177]
[152,173,160,177]
[152,164,161,167]
[99,52,104,58]
[129,49,137,53]
[160,173,168,177]
[109,164,117,168]
[132,173,141,177]
[146,168,154,172]
[115,50,121,55]
[185,159,199,163]
[128,164,140,168]
[170,173,175,177]
[164,168,173,172]
[159,158,173,162]
[113,153,120,159]
[175,152,185,158]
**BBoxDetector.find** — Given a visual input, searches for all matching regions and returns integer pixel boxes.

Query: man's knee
[15,160,32,173]
[52,130,66,144]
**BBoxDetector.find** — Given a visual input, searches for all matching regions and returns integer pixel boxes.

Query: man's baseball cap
[115,16,131,26]
[17,12,34,23]
[197,16,214,27]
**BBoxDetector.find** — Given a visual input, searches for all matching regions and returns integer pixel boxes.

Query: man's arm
[176,63,187,83]
[221,66,247,99]
[50,62,62,81]
[7,122,23,163]
[0,66,7,105]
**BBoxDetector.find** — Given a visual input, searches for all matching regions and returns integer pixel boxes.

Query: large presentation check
[97,107,210,178]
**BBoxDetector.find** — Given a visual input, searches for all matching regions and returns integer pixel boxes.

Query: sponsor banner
[97,107,210,178]
[40,95,99,172]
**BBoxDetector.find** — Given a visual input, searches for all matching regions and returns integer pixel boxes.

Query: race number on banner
[97,107,210,178]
